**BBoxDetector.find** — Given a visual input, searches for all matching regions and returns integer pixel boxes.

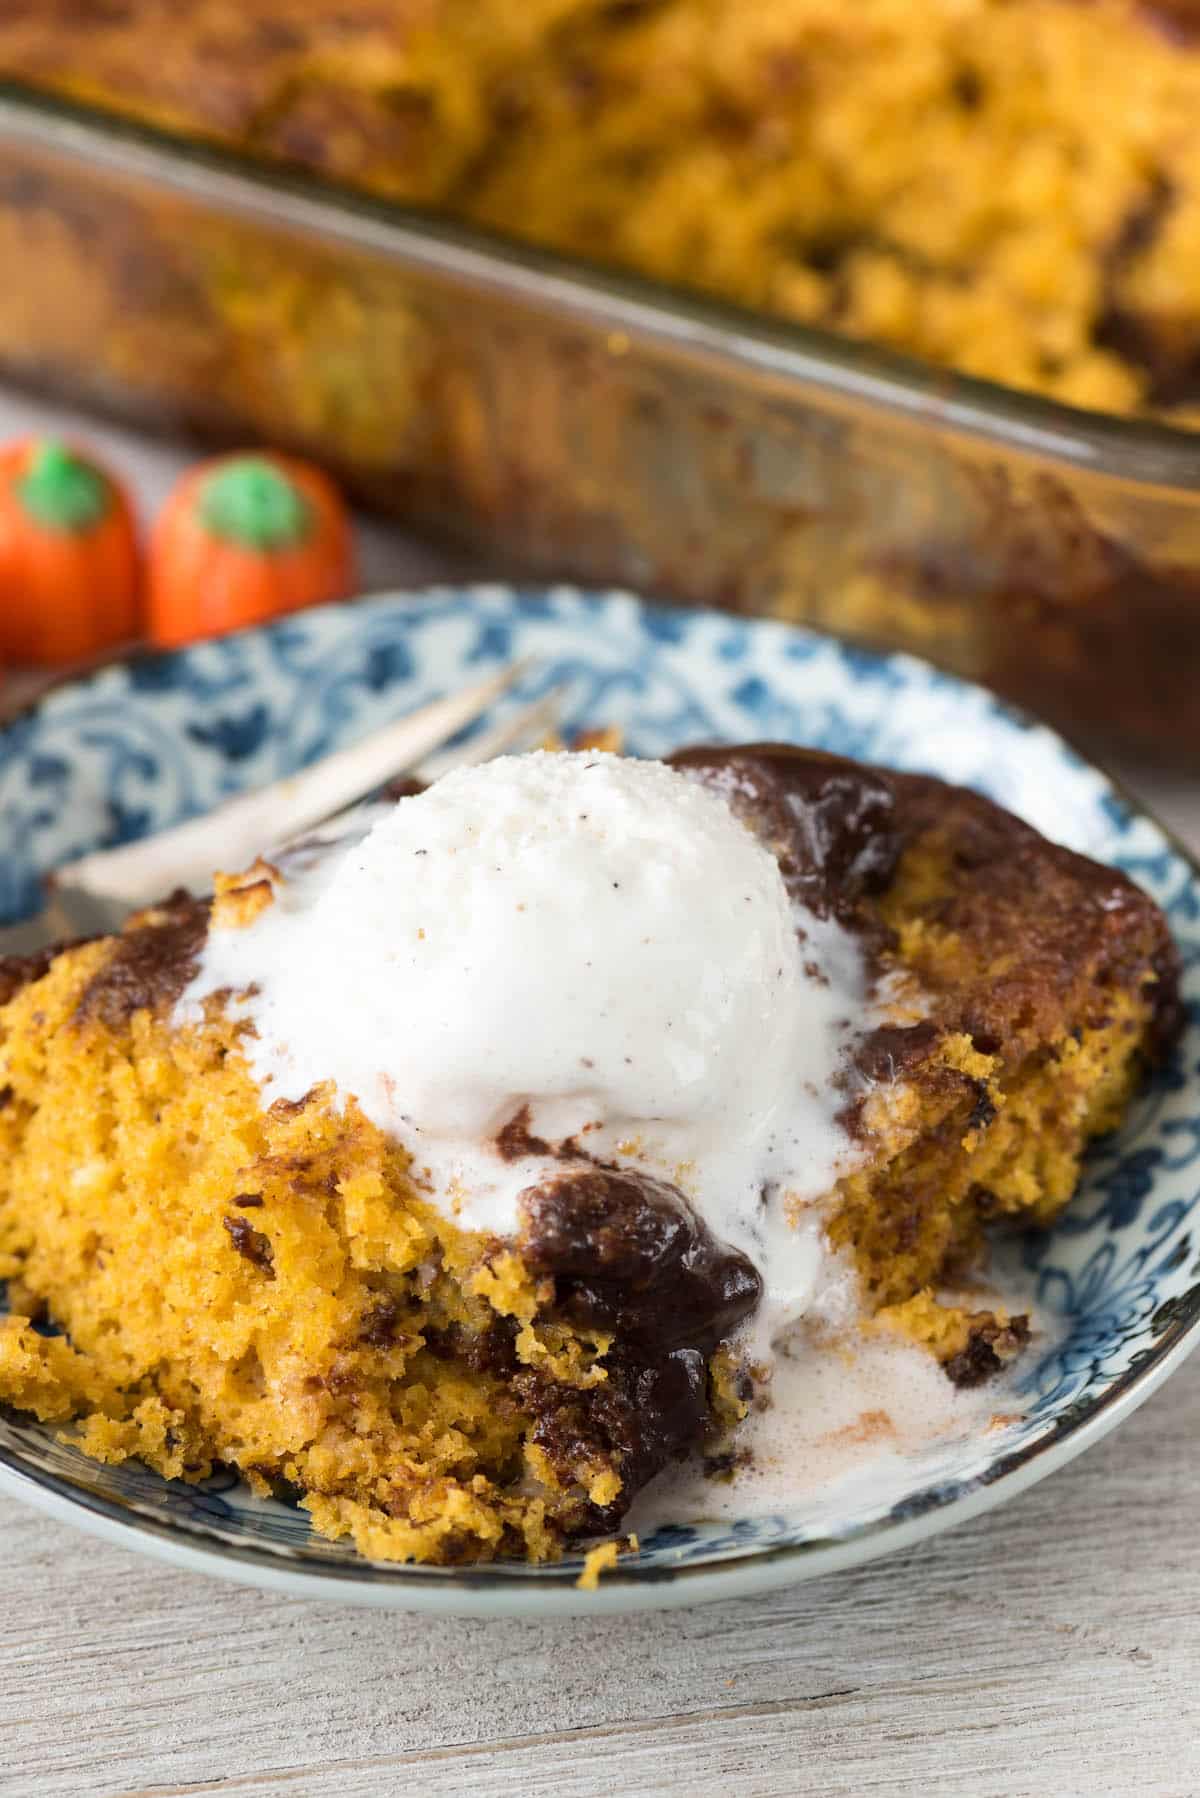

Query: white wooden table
[1,393,1199,1798]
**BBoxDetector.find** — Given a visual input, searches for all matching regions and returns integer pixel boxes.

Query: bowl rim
[1,583,1198,1615]
[1,1285,1198,1616]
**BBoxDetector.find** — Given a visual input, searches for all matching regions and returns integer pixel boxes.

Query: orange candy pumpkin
[148,452,356,648]
[0,438,140,665]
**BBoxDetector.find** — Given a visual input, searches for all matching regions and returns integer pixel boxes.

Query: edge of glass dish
[1,81,1199,493]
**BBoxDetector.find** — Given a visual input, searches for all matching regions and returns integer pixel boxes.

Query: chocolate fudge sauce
[516,1164,762,1520]
[667,743,903,925]
[74,890,209,1027]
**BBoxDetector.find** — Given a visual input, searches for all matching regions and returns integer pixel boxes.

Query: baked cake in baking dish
[5,1,1200,415]
[0,744,1179,1564]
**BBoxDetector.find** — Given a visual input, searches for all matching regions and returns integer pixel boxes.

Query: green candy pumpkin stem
[198,457,312,552]
[17,440,110,532]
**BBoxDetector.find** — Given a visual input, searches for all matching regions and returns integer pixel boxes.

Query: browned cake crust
[866,763,1182,1066]
[673,744,1181,1071]
[0,1,585,200]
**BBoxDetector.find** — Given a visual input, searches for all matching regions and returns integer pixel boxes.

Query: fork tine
[416,683,569,783]
[55,662,527,906]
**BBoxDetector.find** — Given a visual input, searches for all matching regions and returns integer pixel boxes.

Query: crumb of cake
[944,1316,1033,1389]
[212,865,277,931]
[0,1316,114,1422]
[575,1536,637,1591]
[572,726,624,754]
[576,1542,617,1590]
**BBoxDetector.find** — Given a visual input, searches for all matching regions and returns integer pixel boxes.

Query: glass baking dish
[0,82,1198,764]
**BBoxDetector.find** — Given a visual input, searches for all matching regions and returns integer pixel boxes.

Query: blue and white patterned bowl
[1,585,1198,1617]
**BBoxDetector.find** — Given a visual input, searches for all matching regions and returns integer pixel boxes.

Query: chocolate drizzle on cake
[1135,0,1200,46]
[74,890,210,1027]
[521,1166,762,1348]
[516,1164,762,1519]
[494,1103,555,1162]
[222,1214,276,1278]
[668,743,902,926]
[852,1019,940,1085]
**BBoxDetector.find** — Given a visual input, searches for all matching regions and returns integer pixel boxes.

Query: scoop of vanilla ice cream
[321,752,801,1136]
[182,750,868,1343]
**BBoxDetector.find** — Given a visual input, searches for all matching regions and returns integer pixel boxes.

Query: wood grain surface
[1,391,1198,1798]
[3,1356,1199,1797]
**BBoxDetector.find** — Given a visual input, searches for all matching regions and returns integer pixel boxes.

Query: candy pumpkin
[0,438,140,665]
[148,452,356,648]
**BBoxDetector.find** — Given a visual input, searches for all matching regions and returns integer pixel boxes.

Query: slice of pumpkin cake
[0,745,1179,1563]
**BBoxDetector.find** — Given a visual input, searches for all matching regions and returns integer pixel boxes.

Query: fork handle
[53,665,520,906]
